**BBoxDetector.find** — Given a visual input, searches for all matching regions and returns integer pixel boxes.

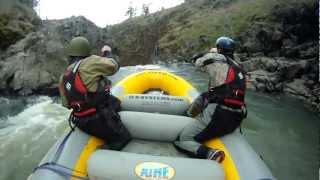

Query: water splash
[0,96,70,180]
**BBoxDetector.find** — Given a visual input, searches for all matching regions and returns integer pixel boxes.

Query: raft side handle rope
[33,162,89,180]
[68,113,76,131]
[32,129,88,179]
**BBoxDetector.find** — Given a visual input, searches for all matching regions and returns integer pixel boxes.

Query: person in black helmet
[174,36,247,163]
[59,36,131,150]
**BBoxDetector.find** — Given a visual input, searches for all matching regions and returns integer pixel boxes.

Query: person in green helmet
[59,36,131,150]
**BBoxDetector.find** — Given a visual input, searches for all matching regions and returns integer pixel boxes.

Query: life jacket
[61,60,97,117]
[208,56,246,109]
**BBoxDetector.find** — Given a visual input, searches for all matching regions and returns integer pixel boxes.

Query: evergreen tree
[19,0,38,8]
[125,4,136,18]
[142,4,150,16]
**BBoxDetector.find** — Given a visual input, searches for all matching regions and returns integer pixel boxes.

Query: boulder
[265,81,275,92]
[0,32,67,95]
[260,57,278,72]
[275,83,284,92]
[255,82,266,92]
[242,56,278,72]
[246,70,280,92]
[277,59,309,81]
[284,79,311,98]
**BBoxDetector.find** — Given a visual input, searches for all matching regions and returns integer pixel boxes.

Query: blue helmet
[216,36,235,53]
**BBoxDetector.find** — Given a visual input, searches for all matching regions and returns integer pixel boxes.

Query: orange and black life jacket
[208,56,246,109]
[61,60,97,117]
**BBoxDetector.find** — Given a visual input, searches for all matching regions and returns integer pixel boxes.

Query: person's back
[59,37,131,150]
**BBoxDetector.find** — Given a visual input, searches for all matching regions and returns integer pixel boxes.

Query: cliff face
[0,15,106,95]
[0,0,40,50]
[106,15,169,65]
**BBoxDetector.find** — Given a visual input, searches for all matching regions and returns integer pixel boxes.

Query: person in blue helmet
[174,36,247,163]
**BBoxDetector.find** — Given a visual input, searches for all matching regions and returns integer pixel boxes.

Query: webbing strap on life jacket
[62,60,97,117]
[208,56,246,109]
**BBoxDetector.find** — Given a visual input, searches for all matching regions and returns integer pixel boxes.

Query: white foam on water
[1,97,68,129]
[0,96,69,156]
[0,96,71,180]
[135,64,162,70]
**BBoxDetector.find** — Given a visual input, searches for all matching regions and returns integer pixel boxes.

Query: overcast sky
[37,0,184,27]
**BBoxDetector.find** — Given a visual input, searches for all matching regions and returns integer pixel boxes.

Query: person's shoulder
[80,55,107,65]
[82,55,101,61]
[203,52,226,61]
[66,62,75,70]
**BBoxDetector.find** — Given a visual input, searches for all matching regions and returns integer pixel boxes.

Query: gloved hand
[200,91,210,105]
[209,48,218,53]
[191,52,205,64]
[101,45,112,57]
[96,78,111,109]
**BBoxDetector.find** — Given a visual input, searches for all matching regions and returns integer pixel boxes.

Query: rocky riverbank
[241,56,319,112]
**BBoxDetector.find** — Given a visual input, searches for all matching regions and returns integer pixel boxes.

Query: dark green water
[0,63,318,180]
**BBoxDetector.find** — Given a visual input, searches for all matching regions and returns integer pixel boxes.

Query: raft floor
[122,139,188,158]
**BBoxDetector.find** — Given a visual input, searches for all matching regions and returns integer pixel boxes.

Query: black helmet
[216,36,235,53]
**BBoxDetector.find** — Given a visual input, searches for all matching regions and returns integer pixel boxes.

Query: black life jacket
[208,56,246,109]
[61,60,97,117]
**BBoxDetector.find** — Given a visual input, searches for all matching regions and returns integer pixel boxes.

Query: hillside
[107,0,317,62]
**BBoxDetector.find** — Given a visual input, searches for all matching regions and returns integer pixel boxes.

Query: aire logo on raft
[135,162,175,180]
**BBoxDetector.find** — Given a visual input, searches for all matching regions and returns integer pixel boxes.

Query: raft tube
[28,70,275,180]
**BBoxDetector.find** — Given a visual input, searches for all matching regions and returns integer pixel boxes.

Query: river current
[0,63,318,180]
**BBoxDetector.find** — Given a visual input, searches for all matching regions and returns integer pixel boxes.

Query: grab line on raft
[33,162,89,180]
[32,129,89,179]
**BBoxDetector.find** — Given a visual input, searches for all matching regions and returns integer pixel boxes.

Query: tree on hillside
[125,4,136,18]
[142,4,150,16]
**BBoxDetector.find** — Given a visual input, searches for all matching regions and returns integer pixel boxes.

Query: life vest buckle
[72,103,81,112]
[241,104,248,118]
[104,85,110,94]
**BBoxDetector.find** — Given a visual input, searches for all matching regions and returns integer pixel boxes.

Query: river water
[0,63,318,180]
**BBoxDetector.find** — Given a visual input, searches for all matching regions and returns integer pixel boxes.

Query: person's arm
[92,56,118,76]
[195,52,226,68]
[187,94,207,117]
[82,45,119,77]
[101,45,120,73]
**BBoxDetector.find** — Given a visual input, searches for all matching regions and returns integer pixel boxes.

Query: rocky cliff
[0,0,40,50]
[0,15,106,95]
[0,0,318,111]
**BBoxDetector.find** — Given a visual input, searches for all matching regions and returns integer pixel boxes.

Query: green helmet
[66,37,91,57]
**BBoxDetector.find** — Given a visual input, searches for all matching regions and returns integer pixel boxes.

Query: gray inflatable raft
[28,96,275,180]
[29,69,275,180]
